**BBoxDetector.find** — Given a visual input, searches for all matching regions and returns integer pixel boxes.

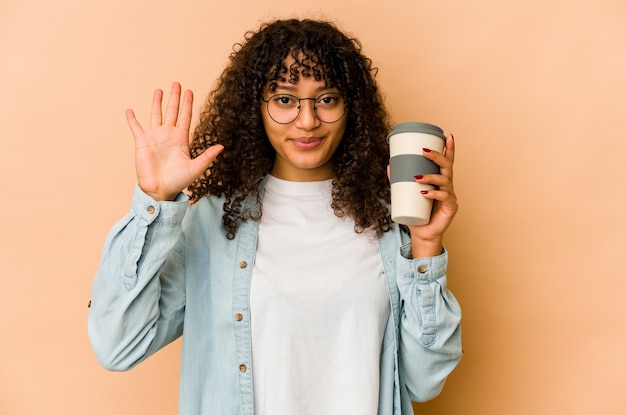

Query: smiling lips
[290,136,323,150]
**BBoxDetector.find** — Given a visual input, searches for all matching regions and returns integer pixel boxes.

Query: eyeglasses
[261,93,346,124]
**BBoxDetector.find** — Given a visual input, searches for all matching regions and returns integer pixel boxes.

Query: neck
[270,165,335,182]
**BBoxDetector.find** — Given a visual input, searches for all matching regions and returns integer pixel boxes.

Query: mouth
[290,136,324,150]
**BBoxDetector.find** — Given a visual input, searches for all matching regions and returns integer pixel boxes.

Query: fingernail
[423,148,431,153]
[414,175,423,180]
[450,133,455,140]
[420,190,429,195]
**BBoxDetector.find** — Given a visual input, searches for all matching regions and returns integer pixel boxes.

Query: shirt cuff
[130,185,189,226]
[399,244,448,281]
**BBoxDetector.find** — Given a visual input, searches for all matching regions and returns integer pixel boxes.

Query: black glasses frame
[261,93,346,124]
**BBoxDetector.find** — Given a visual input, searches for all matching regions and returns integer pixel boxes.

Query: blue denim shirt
[88,183,462,415]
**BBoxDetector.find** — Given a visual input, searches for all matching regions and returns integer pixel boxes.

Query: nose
[294,99,320,130]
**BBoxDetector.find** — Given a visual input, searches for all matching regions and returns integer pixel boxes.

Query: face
[261,75,347,182]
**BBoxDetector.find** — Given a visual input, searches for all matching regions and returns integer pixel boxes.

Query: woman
[88,18,462,415]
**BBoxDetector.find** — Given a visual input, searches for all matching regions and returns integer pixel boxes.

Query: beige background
[1,0,625,413]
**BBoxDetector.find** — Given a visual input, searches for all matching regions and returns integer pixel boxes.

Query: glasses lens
[267,94,300,124]
[266,93,345,124]
[314,93,345,123]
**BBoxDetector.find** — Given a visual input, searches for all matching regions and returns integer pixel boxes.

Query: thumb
[189,144,224,177]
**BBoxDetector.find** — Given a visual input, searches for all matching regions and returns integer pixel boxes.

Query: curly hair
[188,18,394,239]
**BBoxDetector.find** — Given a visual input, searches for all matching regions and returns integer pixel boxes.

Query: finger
[189,145,225,177]
[197,144,224,164]
[414,173,452,190]
[163,82,182,126]
[443,133,455,163]
[177,89,194,130]
[420,189,458,224]
[150,88,164,128]
[419,188,450,201]
[423,147,453,178]
[419,188,458,214]
[126,108,145,139]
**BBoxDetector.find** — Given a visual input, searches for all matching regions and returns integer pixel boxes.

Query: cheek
[261,111,275,137]
[333,121,348,143]
[261,116,284,150]
[260,108,270,131]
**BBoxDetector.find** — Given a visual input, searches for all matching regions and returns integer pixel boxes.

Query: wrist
[140,186,178,202]
[411,236,443,259]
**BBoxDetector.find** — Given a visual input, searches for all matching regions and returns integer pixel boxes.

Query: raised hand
[409,134,458,258]
[126,82,224,201]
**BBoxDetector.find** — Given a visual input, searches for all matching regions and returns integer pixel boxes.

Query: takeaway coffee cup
[387,122,446,226]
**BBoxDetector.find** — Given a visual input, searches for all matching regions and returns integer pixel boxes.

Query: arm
[396,133,462,400]
[395,246,462,402]
[88,83,223,370]
[87,187,189,370]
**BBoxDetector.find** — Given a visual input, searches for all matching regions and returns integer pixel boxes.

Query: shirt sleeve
[395,244,463,402]
[87,185,189,371]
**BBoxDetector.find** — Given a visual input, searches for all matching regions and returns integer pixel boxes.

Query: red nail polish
[423,148,431,153]
[420,190,429,195]
[414,175,423,180]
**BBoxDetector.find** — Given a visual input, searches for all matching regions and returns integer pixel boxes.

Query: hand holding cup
[388,122,457,257]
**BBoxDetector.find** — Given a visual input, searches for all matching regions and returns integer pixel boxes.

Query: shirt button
[239,261,247,269]
[234,313,243,321]
[417,265,427,274]
[147,206,156,214]
[239,364,247,372]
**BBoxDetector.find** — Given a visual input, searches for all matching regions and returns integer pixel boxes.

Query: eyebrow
[274,84,336,93]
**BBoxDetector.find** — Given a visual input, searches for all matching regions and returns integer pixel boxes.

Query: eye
[316,94,341,106]
[272,95,298,106]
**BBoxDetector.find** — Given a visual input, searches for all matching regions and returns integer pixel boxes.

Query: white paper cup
[387,122,446,226]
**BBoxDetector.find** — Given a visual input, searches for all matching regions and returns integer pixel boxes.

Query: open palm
[126,82,223,201]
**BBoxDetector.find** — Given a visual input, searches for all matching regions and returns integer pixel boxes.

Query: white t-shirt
[250,175,390,415]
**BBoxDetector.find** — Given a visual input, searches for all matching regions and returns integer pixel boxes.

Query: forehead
[272,77,330,92]
[267,81,342,99]
[266,50,331,91]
